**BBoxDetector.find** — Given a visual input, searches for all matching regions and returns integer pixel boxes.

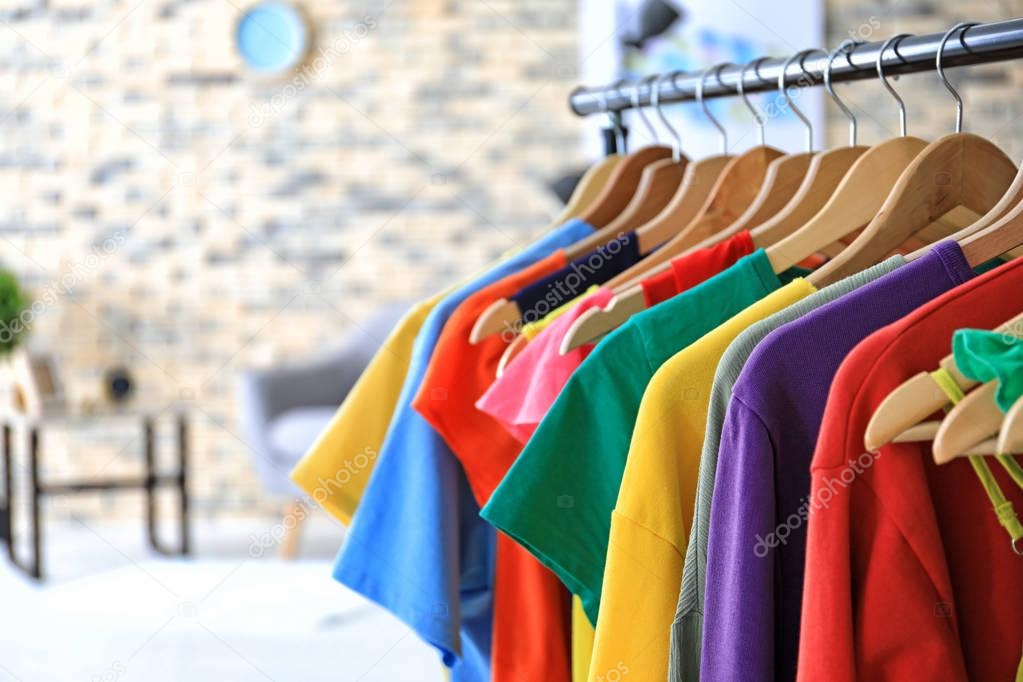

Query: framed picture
[578,0,825,159]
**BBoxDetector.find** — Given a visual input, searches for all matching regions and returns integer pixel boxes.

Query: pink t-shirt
[476,287,615,443]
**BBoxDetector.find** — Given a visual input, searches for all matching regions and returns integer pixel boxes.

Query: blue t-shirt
[333,219,594,681]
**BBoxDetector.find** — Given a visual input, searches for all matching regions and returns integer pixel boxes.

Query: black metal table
[0,414,190,580]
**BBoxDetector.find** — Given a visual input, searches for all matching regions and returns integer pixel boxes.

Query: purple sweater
[701,242,976,681]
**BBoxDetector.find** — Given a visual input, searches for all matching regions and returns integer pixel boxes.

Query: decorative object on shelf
[104,366,134,405]
[0,269,64,419]
[235,2,311,75]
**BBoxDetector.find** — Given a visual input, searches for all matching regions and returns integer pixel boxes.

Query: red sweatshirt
[798,256,1023,681]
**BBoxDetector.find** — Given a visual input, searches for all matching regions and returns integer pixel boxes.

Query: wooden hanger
[933,381,1003,463]
[548,154,624,229]
[806,24,1017,286]
[805,132,1014,286]
[598,60,787,291]
[763,41,938,281]
[905,164,1023,261]
[998,396,1023,455]
[750,41,911,248]
[558,49,872,353]
[558,144,785,354]
[589,72,692,239]
[566,80,684,258]
[864,312,1023,452]
[472,76,690,345]
[658,57,813,250]
[960,188,1023,266]
[560,60,801,354]
[632,68,736,254]
[566,82,675,244]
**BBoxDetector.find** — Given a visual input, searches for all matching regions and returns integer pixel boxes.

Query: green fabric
[481,249,783,626]
[952,328,1023,412]
[932,369,1023,550]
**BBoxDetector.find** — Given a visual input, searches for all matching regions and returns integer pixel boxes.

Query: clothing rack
[569,17,1023,116]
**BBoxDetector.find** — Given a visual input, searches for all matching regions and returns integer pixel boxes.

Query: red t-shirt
[640,230,755,307]
[414,252,572,682]
[799,257,1023,681]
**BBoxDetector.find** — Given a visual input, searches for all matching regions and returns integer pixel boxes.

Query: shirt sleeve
[481,324,651,625]
[290,303,429,524]
[589,511,681,680]
[333,379,494,672]
[701,396,779,682]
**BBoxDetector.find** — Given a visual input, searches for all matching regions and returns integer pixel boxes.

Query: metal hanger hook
[825,41,858,146]
[652,71,683,162]
[592,83,621,153]
[632,75,660,146]
[738,57,769,146]
[698,63,731,154]
[876,33,911,137]
[779,50,815,152]
[937,22,979,133]
[599,79,628,152]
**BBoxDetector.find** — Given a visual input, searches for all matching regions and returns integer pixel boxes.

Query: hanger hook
[598,79,628,153]
[779,51,814,152]
[825,42,857,146]
[738,58,769,146]
[876,33,911,137]
[937,22,979,134]
[697,63,730,154]
[652,71,682,162]
[632,75,660,146]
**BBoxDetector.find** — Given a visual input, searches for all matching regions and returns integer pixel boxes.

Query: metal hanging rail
[569,18,1023,116]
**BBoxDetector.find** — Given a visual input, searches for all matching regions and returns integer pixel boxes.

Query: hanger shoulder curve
[578,156,690,251]
[549,155,624,228]
[960,172,1023,266]
[559,289,644,355]
[766,136,930,274]
[813,133,1016,283]
[496,333,529,378]
[998,395,1023,455]
[863,354,973,452]
[575,146,673,230]
[752,145,868,246]
[598,146,783,293]
[634,154,733,254]
[933,381,1003,464]
[471,299,521,344]
[724,151,815,236]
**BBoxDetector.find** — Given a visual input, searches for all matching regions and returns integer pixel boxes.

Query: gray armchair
[237,303,408,496]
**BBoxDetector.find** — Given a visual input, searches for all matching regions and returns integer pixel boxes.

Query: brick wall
[0,0,1020,522]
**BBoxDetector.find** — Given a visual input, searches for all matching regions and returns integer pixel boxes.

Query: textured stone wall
[0,0,1021,522]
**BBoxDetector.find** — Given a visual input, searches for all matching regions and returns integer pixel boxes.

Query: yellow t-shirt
[290,296,442,525]
[587,280,816,681]
[573,596,595,682]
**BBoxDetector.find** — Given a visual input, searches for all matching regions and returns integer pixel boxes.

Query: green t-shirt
[481,249,793,625]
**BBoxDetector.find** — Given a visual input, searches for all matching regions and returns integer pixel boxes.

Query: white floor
[0,517,446,682]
